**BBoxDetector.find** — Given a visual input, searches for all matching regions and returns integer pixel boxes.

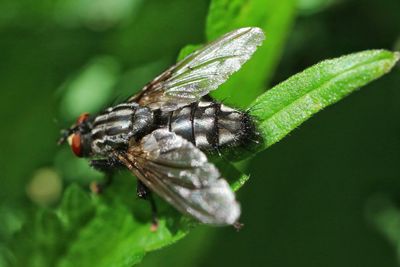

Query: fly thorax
[90,103,154,155]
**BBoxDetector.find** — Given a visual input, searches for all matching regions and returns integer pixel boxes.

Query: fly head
[58,112,93,157]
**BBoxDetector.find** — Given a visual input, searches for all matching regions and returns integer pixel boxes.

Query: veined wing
[115,129,240,225]
[130,27,265,111]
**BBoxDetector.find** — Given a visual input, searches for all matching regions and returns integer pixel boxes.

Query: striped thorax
[91,103,154,155]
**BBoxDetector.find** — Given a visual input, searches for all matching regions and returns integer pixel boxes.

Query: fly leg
[137,179,159,231]
[89,156,122,193]
[89,176,114,194]
[233,221,244,231]
[90,156,123,173]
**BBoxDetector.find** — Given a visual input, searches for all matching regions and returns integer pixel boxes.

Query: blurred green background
[0,0,400,266]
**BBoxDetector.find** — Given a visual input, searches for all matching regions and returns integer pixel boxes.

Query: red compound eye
[70,133,82,157]
[76,112,90,124]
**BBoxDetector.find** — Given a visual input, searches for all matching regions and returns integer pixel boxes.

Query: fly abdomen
[160,101,262,160]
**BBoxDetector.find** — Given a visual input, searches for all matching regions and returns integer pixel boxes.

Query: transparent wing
[130,27,265,111]
[116,129,240,225]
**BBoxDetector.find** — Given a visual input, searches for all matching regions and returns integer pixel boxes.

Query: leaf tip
[394,51,400,63]
[382,50,400,74]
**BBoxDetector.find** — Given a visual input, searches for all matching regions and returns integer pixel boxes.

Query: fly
[59,27,265,230]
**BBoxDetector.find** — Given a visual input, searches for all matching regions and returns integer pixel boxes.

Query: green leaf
[7,48,399,267]
[207,0,296,107]
[6,47,399,267]
[250,50,400,150]
[7,183,193,267]
[4,1,399,265]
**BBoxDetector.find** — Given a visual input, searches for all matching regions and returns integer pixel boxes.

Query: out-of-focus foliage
[5,0,295,263]
[0,0,209,266]
[0,0,400,267]
[367,195,400,259]
[7,184,190,267]
[59,56,121,120]
[207,0,296,107]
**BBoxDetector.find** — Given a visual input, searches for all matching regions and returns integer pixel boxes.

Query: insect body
[59,27,265,227]
[91,100,260,159]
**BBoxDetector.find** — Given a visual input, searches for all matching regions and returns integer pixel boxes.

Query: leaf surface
[250,50,400,149]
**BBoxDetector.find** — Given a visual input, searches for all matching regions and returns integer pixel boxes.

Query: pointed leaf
[250,50,400,150]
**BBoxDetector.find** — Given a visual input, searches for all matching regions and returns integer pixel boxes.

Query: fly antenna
[57,129,70,145]
[57,125,78,145]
